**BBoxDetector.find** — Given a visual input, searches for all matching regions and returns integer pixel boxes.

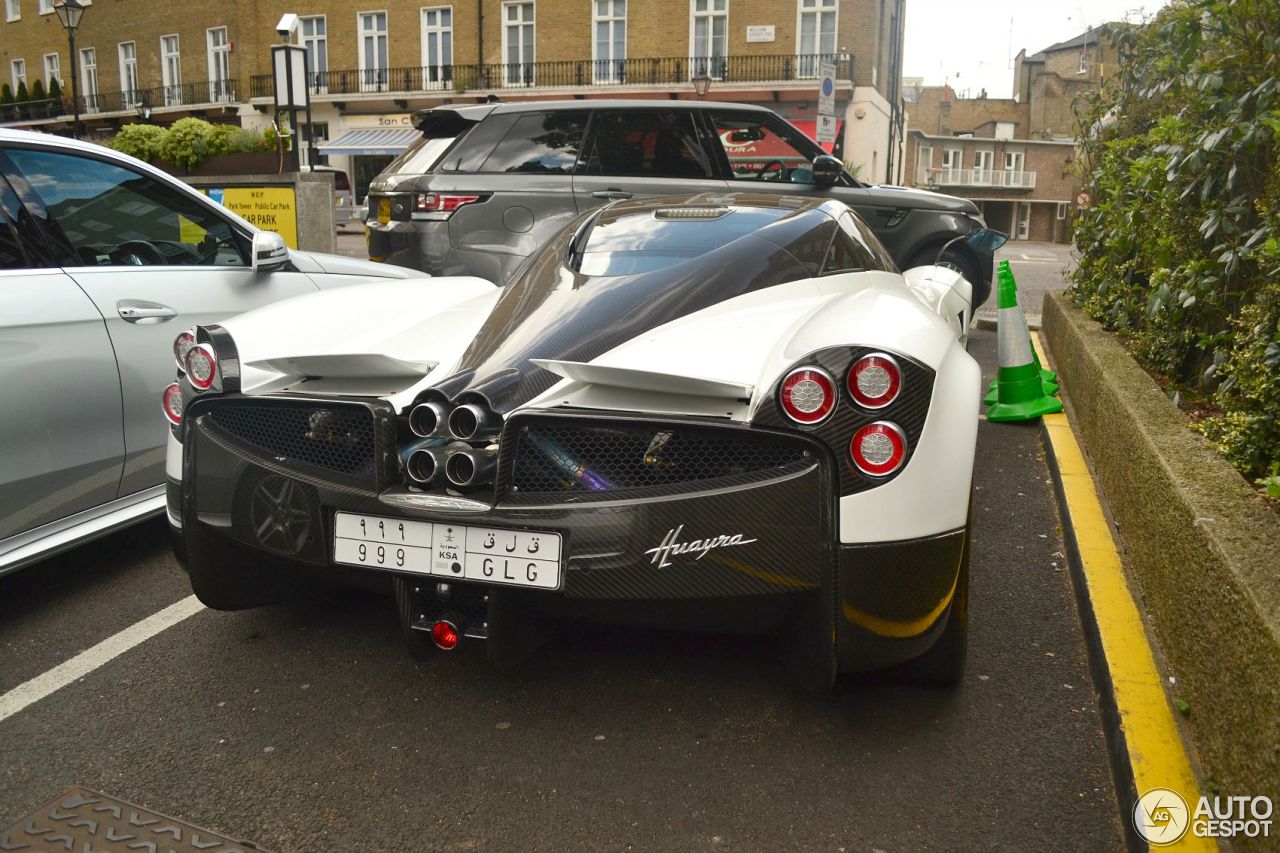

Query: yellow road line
[1032,333,1212,850]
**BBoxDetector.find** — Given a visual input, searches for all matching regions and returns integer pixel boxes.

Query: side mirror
[811,155,843,187]
[964,228,1009,253]
[251,231,290,273]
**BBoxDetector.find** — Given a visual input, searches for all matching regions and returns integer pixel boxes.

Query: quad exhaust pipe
[448,403,502,441]
[409,401,452,438]
[405,446,450,485]
[444,447,497,487]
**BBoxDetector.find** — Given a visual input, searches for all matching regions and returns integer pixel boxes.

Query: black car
[365,99,996,305]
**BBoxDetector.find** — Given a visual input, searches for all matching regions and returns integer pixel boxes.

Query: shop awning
[318,128,421,156]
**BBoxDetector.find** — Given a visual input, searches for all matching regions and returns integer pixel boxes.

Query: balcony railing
[0,79,239,124]
[249,53,852,99]
[918,167,1037,189]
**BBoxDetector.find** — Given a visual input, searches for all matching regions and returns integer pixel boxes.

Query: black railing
[249,53,851,99]
[0,79,239,123]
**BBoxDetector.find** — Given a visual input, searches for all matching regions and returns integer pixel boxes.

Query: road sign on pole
[815,114,838,145]
[818,62,836,116]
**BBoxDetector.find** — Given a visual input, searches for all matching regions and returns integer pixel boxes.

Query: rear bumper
[174,403,966,672]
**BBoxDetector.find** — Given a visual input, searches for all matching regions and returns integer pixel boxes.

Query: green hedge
[108,118,276,169]
[1072,0,1280,484]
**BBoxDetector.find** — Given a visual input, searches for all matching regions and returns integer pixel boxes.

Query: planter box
[1042,290,1280,808]
[155,151,280,177]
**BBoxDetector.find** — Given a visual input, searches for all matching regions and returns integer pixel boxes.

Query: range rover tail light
[847,353,902,409]
[850,422,907,477]
[184,343,218,390]
[779,367,836,425]
[161,382,184,425]
[414,193,481,217]
[173,330,196,370]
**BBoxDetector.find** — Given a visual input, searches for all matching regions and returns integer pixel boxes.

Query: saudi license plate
[377,197,391,224]
[332,512,562,590]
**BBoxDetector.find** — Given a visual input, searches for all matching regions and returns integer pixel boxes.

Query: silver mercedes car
[0,128,429,575]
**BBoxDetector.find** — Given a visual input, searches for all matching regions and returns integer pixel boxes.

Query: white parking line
[0,595,205,724]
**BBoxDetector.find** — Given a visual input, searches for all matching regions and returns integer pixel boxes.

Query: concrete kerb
[1040,289,1280,808]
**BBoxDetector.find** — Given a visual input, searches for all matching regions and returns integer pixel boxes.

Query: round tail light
[173,330,196,370]
[431,620,460,650]
[779,367,836,425]
[847,353,902,409]
[850,422,907,477]
[161,382,184,425]
[184,344,218,390]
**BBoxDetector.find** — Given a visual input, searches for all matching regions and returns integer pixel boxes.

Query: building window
[80,47,98,112]
[502,2,535,86]
[36,0,50,12]
[161,34,182,106]
[43,53,60,87]
[973,149,994,184]
[796,0,836,77]
[207,28,231,101]
[300,16,327,91]
[916,144,932,183]
[1078,50,1088,74]
[119,42,139,108]
[5,0,19,22]
[421,6,453,89]
[357,11,389,91]
[10,59,25,93]
[592,0,625,84]
[1056,201,1068,220]
[941,147,961,180]
[1017,202,1031,239]
[690,0,727,79]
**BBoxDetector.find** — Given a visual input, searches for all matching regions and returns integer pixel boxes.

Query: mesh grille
[208,403,376,482]
[509,419,810,496]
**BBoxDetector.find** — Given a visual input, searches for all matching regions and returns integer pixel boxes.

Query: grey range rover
[364,99,997,306]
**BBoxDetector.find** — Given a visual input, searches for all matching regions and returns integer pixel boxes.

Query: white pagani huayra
[163,193,1005,688]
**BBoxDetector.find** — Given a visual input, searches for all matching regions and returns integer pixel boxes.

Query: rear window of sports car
[578,207,791,276]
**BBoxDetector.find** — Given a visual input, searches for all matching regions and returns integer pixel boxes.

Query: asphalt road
[0,329,1125,852]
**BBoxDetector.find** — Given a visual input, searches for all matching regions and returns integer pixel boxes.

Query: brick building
[2,0,905,197]
[900,28,1115,243]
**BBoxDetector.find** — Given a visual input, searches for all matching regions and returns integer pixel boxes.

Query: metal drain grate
[1,787,265,852]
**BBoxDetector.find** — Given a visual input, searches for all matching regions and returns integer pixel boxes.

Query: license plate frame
[332,511,563,591]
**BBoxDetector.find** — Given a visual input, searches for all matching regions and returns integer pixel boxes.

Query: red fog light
[850,421,907,477]
[779,367,836,425]
[431,620,460,650]
[161,382,184,425]
[847,353,902,409]
[184,343,218,390]
[173,330,196,370]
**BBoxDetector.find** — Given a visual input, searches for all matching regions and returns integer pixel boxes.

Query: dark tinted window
[579,206,789,276]
[580,111,714,179]
[480,112,587,174]
[6,148,248,267]
[710,111,820,183]
[0,178,28,269]
[824,212,895,274]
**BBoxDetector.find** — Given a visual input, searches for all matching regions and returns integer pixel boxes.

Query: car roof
[422,99,775,120]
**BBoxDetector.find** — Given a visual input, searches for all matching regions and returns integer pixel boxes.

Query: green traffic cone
[986,264,1063,423]
[984,261,1058,403]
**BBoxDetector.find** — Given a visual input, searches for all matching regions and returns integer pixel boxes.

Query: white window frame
[1003,151,1024,172]
[501,1,535,87]
[118,41,139,109]
[941,147,962,179]
[10,59,26,92]
[1078,50,1088,74]
[689,0,728,79]
[973,148,994,184]
[916,144,932,183]
[1056,201,1068,220]
[299,16,327,92]
[207,27,231,102]
[1016,201,1031,239]
[795,0,836,78]
[80,47,98,112]
[160,34,182,106]
[421,6,453,90]
[36,0,50,13]
[42,52,60,87]
[592,0,626,84]
[357,10,389,92]
[5,0,19,23]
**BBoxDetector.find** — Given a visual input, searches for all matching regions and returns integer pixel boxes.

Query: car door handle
[592,189,633,200]
[117,300,179,323]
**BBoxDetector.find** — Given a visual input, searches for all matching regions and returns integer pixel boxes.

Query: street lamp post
[692,71,712,100]
[135,98,152,123]
[54,0,86,140]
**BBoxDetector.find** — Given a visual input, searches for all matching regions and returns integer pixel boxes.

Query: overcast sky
[902,0,1170,99]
